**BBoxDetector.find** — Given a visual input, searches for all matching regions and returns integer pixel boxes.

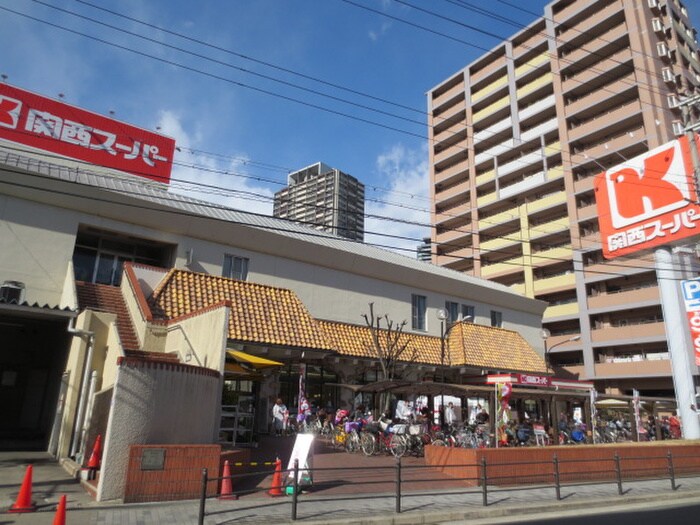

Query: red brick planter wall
[425,442,700,487]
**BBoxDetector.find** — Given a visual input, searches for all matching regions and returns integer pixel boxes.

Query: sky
[1,0,700,257]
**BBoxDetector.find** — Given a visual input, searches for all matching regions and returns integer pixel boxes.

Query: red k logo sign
[595,136,700,259]
[0,95,22,129]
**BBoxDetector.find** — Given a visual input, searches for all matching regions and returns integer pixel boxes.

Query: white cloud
[365,143,430,256]
[369,21,393,42]
[158,110,274,215]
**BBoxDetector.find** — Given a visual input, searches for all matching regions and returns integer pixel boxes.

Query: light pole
[437,309,472,428]
[541,329,581,373]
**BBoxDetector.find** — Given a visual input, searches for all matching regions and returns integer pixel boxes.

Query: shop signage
[594,136,700,259]
[681,277,700,366]
[517,374,551,387]
[0,83,175,183]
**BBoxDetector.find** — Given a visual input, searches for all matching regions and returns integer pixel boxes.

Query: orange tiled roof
[317,320,441,364]
[447,321,547,374]
[149,269,332,350]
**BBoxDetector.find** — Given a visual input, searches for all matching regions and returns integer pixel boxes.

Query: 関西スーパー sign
[0,83,175,183]
[594,136,700,259]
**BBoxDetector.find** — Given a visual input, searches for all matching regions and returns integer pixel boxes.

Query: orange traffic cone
[52,495,66,525]
[268,458,284,497]
[9,464,36,513]
[219,460,237,500]
[86,434,102,480]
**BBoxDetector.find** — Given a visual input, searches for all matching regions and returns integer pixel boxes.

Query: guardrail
[196,450,697,523]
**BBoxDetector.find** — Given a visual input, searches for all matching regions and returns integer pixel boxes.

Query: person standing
[445,402,457,427]
[272,397,287,436]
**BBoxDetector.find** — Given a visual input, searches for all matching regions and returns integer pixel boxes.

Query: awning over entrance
[226,350,283,369]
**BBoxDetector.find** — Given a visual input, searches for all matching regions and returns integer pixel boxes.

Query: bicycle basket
[365,422,380,433]
[391,424,407,435]
[344,421,360,433]
[408,424,422,436]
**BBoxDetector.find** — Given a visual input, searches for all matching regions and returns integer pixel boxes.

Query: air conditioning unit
[652,17,663,32]
[657,42,668,57]
[662,67,674,82]
[648,0,659,9]
[0,281,25,303]
[668,94,680,108]
[672,120,684,135]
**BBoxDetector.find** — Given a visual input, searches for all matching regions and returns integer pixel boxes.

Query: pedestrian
[475,406,489,425]
[272,397,287,436]
[445,401,457,426]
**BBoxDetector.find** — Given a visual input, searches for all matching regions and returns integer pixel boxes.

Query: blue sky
[1,0,699,256]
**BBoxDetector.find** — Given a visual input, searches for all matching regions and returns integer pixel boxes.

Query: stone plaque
[141,448,166,471]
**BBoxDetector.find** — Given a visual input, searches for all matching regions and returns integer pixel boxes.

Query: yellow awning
[227,350,283,368]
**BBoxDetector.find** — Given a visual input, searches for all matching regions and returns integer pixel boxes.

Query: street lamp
[437,309,472,427]
[541,329,581,372]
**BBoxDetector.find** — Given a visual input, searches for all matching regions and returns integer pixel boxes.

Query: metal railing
[196,450,700,523]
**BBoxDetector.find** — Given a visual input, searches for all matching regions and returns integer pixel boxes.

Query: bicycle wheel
[360,432,376,456]
[431,439,447,447]
[389,434,407,457]
[345,431,360,453]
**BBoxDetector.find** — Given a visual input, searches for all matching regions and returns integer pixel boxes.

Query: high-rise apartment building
[273,162,365,241]
[428,0,700,395]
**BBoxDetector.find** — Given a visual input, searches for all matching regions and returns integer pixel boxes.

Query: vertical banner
[681,277,700,366]
[633,389,641,442]
[297,364,309,425]
[590,389,598,444]
[496,383,512,447]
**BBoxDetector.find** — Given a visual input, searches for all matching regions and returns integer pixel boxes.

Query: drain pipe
[67,317,95,459]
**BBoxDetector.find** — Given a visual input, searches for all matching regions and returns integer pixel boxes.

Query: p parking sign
[681,277,700,366]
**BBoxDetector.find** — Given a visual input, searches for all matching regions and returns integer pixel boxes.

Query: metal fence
[196,450,700,523]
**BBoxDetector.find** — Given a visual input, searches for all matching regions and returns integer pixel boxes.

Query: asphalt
[2,450,700,524]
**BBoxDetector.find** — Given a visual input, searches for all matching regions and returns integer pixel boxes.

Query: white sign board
[286,433,314,486]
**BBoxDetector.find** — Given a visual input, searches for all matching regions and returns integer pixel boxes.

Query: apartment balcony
[436,224,472,246]
[573,176,594,195]
[579,231,600,251]
[553,364,586,380]
[547,165,564,181]
[673,18,699,51]
[471,75,509,104]
[566,100,643,144]
[517,72,554,101]
[510,282,526,295]
[480,256,524,279]
[678,43,700,74]
[476,191,498,207]
[434,158,470,186]
[533,272,576,294]
[588,286,660,312]
[436,246,476,266]
[543,302,579,319]
[513,32,548,60]
[480,234,520,252]
[500,171,546,200]
[435,202,471,227]
[561,21,628,68]
[432,80,466,110]
[518,94,556,122]
[561,48,633,94]
[545,333,581,351]
[521,118,559,144]
[474,138,516,166]
[531,246,573,268]
[472,95,510,124]
[475,169,495,187]
[498,150,543,178]
[590,321,666,344]
[435,98,467,123]
[572,125,645,166]
[593,358,671,379]
[525,190,567,215]
[433,122,467,144]
[435,178,470,203]
[584,258,656,281]
[470,54,507,85]
[554,0,623,41]
[514,51,550,78]
[565,72,637,118]
[478,205,520,231]
[434,142,468,166]
[529,216,570,240]
[576,202,598,221]
[474,116,513,143]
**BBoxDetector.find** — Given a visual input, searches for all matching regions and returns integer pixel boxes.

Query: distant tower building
[273,162,365,241]
[417,237,432,262]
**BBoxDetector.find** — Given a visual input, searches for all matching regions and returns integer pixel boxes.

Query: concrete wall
[97,358,220,501]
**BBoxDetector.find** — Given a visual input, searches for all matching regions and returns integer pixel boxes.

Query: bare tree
[362,303,418,414]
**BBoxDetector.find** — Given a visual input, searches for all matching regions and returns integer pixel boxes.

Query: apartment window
[490,310,503,328]
[223,254,249,280]
[412,294,427,331]
[445,301,460,323]
[462,304,475,322]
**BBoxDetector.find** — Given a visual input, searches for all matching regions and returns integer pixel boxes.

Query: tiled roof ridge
[149,300,232,325]
[317,318,439,342]
[148,267,179,304]
[166,267,302,296]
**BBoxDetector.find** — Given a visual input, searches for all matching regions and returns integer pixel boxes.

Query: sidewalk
[3,451,700,524]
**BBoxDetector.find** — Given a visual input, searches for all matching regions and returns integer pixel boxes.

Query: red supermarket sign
[0,83,174,183]
[594,136,700,259]
[517,374,551,387]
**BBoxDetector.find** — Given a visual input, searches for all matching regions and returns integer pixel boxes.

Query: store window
[278,364,339,413]
[223,254,249,281]
[412,294,427,331]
